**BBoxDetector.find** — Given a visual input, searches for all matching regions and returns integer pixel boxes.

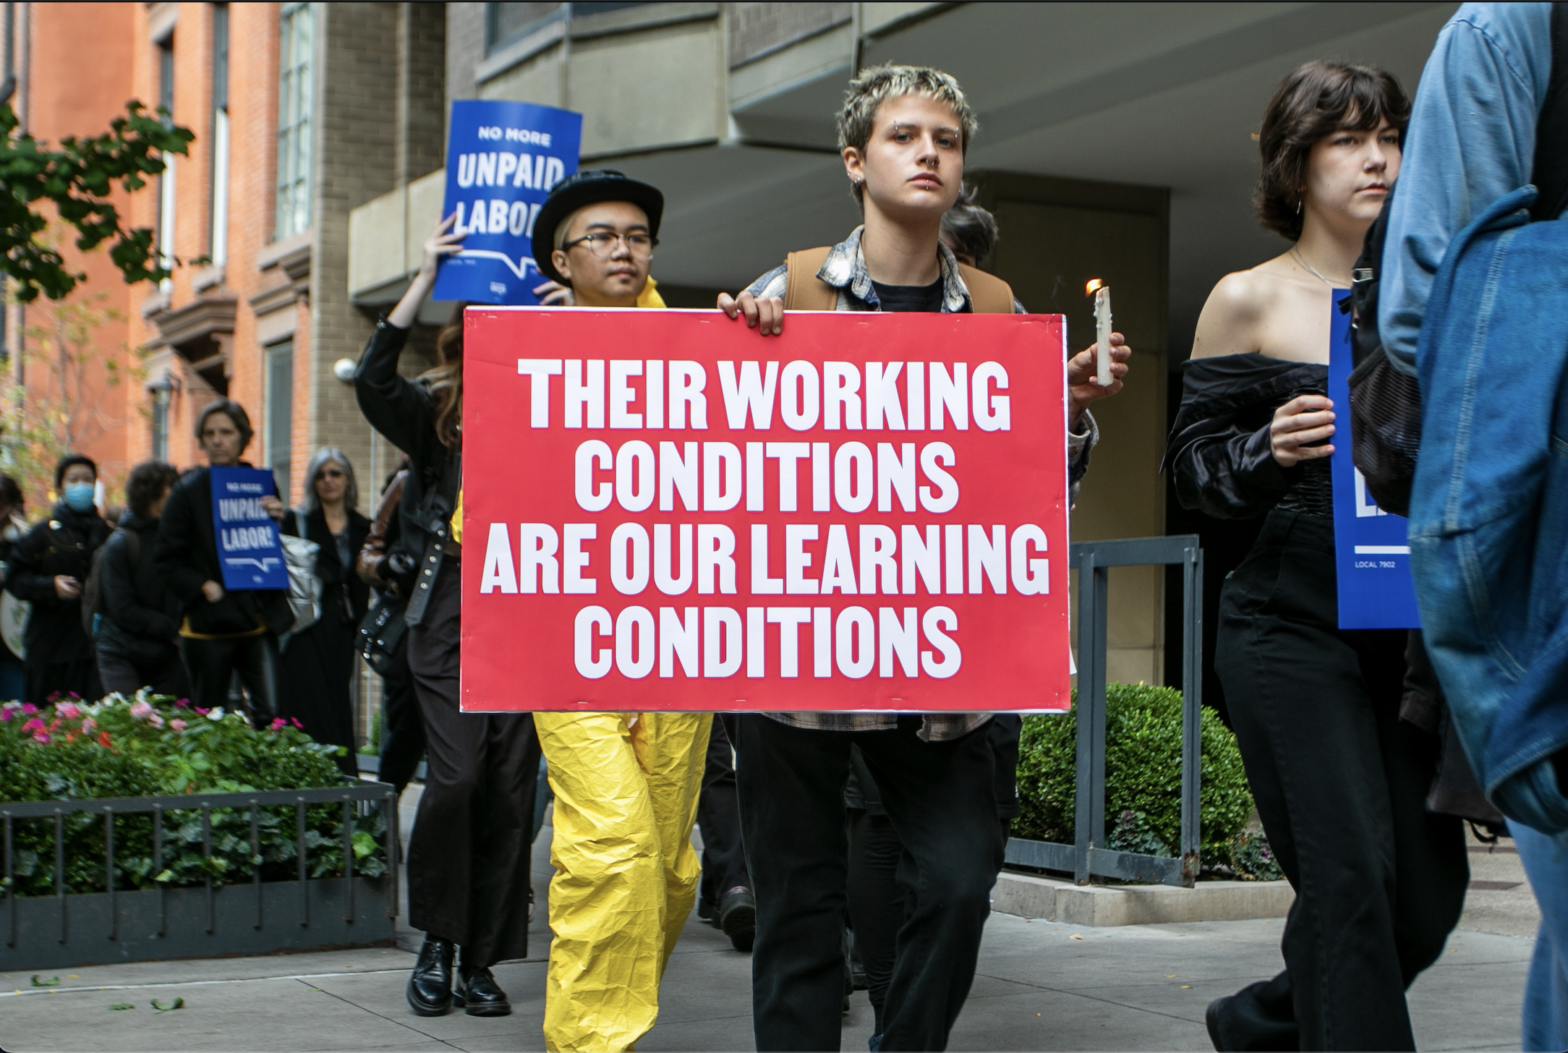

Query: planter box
[2,784,399,972]
[1,876,393,971]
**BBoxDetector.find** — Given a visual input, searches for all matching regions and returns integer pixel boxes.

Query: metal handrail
[1,782,400,950]
[1004,534,1203,888]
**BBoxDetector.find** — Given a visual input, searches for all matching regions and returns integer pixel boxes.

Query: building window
[486,3,561,53]
[150,385,170,462]
[275,2,313,239]
[265,342,293,501]
[157,41,175,291]
[210,4,230,266]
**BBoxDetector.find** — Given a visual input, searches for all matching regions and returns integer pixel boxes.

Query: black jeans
[698,714,750,912]
[1212,510,1468,1051]
[376,635,425,796]
[847,809,905,1033]
[179,633,281,725]
[735,714,1003,1052]
[405,559,539,966]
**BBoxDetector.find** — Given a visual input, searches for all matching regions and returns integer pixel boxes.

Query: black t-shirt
[871,277,944,313]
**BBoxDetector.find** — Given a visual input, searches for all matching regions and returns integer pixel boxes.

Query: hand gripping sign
[461,309,1072,712]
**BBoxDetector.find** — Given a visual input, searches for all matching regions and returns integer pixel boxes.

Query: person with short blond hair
[718,64,1131,1052]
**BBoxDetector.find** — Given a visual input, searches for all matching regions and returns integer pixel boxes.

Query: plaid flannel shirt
[745,226,1100,742]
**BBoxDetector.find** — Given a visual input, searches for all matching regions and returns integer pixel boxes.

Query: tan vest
[781,245,1015,314]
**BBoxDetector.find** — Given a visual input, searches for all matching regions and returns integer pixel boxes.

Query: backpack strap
[1531,1,1568,221]
[956,263,1015,314]
[783,247,836,311]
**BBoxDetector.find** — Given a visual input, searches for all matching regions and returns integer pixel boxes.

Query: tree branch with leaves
[0,100,194,303]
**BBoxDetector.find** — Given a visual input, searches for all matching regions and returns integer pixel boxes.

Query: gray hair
[297,446,358,517]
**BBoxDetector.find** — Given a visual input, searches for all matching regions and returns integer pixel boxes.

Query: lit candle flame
[1085,278,1103,296]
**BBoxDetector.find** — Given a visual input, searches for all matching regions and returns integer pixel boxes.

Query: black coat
[279,506,372,776]
[5,503,111,663]
[152,466,295,637]
[97,512,182,667]
[353,320,461,625]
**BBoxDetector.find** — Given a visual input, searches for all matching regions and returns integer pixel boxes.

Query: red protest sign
[460,308,1071,713]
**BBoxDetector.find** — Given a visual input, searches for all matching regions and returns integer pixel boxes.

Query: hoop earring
[1296,199,1303,215]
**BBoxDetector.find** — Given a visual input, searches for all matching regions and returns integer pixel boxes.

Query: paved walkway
[0,803,1538,1052]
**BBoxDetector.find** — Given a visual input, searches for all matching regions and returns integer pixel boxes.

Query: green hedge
[1013,683,1271,873]
[0,693,386,897]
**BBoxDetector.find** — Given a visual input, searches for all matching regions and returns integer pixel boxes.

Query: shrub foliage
[1012,683,1255,862]
[0,694,386,898]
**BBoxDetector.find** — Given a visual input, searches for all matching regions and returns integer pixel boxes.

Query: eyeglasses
[561,231,657,258]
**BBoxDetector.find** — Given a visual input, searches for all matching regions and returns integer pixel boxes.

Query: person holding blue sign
[356,220,542,1023]
[1167,63,1469,1052]
[153,399,294,724]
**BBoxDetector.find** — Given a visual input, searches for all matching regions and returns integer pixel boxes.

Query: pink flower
[81,717,95,732]
[194,707,210,716]
[32,731,50,744]
[129,701,155,720]
[55,702,80,720]
[175,699,190,708]
[21,703,37,715]
[0,708,10,723]
[169,718,186,731]
[270,717,287,730]
[148,713,165,728]
[21,718,44,733]
[291,717,303,730]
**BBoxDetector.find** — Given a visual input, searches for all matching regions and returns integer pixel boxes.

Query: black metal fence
[1004,535,1204,888]
[1,783,399,970]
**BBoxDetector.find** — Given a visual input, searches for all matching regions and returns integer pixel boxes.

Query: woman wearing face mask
[1167,62,1468,1051]
[6,454,112,703]
[0,473,30,701]
[279,448,371,778]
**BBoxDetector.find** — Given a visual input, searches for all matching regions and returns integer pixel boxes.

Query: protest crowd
[2,4,1567,1051]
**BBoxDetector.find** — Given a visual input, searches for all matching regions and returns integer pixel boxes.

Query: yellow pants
[535,711,711,1053]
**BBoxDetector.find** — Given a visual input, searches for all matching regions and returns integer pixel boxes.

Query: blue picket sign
[210,467,288,591]
[1328,290,1421,629]
[432,99,583,306]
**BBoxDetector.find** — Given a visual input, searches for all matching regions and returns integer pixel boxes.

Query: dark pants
[180,633,281,725]
[698,714,750,913]
[1211,511,1468,1051]
[24,657,100,705]
[97,649,189,698]
[847,809,906,1032]
[377,635,425,796]
[406,559,539,967]
[735,713,1003,1052]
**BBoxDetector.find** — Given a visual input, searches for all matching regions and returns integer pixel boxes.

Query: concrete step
[994,870,1294,926]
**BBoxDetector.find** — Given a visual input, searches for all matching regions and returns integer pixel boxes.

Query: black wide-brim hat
[531,169,664,285]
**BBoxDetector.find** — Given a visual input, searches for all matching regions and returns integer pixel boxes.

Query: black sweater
[153,467,295,637]
[97,512,182,665]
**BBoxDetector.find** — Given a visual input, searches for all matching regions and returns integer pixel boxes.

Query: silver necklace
[1292,246,1345,288]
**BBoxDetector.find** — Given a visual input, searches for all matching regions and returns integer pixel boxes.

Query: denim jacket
[1408,186,1568,834]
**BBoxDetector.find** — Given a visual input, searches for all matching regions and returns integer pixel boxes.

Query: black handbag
[357,595,408,675]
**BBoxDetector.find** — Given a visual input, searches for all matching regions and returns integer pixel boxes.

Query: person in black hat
[525,168,721,1053]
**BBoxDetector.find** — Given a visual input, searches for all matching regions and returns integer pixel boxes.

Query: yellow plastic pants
[535,711,711,1052]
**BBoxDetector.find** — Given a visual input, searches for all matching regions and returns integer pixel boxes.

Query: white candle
[1087,280,1113,386]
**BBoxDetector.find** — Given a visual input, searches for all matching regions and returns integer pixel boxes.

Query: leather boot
[406,935,455,1016]
[453,948,512,1016]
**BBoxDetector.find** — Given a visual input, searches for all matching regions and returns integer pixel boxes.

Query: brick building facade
[9,1,446,513]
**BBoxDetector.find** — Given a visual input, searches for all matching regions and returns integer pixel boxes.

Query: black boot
[718,886,756,953]
[406,935,455,1016]
[453,949,512,1017]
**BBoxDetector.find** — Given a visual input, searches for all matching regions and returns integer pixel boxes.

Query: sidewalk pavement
[0,804,1537,1052]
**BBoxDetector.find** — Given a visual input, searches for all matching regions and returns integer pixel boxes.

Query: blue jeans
[1511,820,1568,1052]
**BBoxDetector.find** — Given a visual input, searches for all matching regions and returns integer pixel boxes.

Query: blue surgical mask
[62,482,95,513]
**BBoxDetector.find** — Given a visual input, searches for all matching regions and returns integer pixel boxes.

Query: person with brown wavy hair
[1167,61,1467,1051]
[354,216,542,1021]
